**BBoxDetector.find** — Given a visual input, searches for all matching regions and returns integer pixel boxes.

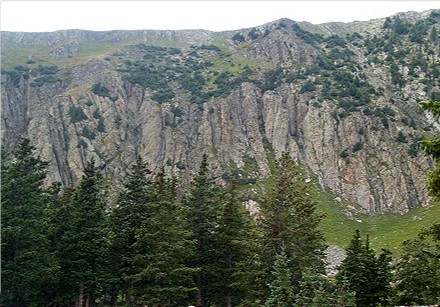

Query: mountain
[2,9,440,215]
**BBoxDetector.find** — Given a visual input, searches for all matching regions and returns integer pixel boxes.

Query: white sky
[1,1,439,33]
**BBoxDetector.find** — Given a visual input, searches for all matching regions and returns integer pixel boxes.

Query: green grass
[205,35,262,76]
[313,185,440,256]
[313,188,369,249]
[253,147,439,257]
[66,40,136,66]
[361,201,440,253]
[1,45,53,70]
[1,39,136,70]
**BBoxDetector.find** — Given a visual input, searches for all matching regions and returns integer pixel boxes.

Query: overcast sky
[1,1,439,33]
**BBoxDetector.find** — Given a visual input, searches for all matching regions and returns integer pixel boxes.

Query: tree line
[1,132,439,306]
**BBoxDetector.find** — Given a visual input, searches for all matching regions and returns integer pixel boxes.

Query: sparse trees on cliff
[420,99,440,199]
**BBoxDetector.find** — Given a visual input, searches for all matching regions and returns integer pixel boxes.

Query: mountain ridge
[2,9,439,215]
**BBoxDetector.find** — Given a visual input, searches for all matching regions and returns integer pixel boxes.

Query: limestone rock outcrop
[2,10,439,213]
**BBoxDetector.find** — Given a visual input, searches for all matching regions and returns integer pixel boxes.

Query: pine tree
[393,223,440,305]
[295,269,356,306]
[374,247,393,306]
[184,154,224,306]
[391,100,440,305]
[48,184,80,305]
[108,156,153,304]
[264,247,296,307]
[128,167,197,306]
[336,230,364,302]
[56,158,110,306]
[259,153,326,296]
[337,230,393,307]
[1,138,59,306]
[211,180,263,307]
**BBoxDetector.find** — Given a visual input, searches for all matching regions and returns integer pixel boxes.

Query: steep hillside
[2,10,440,216]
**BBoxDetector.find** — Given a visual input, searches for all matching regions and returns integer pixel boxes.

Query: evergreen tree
[336,230,365,304]
[259,153,326,296]
[128,167,197,306]
[393,223,440,305]
[391,100,440,305]
[430,26,438,44]
[108,156,153,304]
[56,158,110,306]
[337,230,393,307]
[374,247,394,305]
[264,247,296,307]
[295,269,356,307]
[184,154,224,306]
[420,100,440,199]
[48,184,80,305]
[1,138,59,306]
[211,180,263,307]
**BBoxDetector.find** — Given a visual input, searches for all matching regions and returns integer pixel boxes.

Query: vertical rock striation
[2,10,439,213]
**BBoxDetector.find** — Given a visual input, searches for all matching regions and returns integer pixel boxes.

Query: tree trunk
[195,286,203,307]
[89,292,95,307]
[77,283,84,307]
[126,292,133,305]
[109,287,117,307]
[226,293,232,307]
[226,254,233,307]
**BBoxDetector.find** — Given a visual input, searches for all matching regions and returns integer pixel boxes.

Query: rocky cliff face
[2,10,439,213]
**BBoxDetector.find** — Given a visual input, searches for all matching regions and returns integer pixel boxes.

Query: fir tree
[48,184,80,305]
[336,230,365,304]
[374,247,394,306]
[211,180,263,307]
[108,156,153,304]
[337,230,393,307]
[393,223,440,305]
[1,138,59,306]
[56,158,110,306]
[264,247,296,307]
[184,154,224,306]
[259,153,326,296]
[128,167,197,306]
[295,269,356,306]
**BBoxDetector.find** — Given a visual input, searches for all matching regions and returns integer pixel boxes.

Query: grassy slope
[252,141,439,257]
[314,186,440,256]
[1,39,136,70]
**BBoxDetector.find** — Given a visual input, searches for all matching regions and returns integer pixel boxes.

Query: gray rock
[324,245,346,276]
